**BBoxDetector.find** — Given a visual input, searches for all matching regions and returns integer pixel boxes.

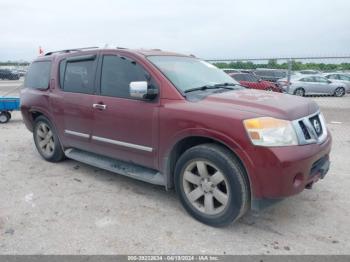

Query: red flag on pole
[39,46,44,55]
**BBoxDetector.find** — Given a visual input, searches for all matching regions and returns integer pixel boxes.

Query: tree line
[213,59,350,71]
[0,62,30,66]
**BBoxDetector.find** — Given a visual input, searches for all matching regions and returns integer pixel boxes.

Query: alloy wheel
[295,89,304,96]
[36,123,55,157]
[335,88,345,97]
[182,160,230,215]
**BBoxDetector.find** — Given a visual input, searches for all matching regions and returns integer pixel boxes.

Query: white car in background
[277,75,349,97]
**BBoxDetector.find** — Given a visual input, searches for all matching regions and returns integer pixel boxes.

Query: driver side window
[100,55,151,98]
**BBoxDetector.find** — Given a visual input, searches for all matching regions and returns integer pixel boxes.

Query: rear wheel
[294,88,305,96]
[175,144,249,227]
[334,87,345,97]
[33,116,65,162]
[0,112,10,123]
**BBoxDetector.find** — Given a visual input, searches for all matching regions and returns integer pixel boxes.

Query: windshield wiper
[184,83,237,93]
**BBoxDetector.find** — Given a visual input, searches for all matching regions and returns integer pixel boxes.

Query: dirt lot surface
[1,80,349,254]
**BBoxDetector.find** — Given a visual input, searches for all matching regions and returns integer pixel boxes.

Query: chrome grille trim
[292,111,328,145]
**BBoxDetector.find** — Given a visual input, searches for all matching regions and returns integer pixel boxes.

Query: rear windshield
[24,61,51,89]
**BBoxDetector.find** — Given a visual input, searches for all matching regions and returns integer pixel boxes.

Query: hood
[200,89,319,120]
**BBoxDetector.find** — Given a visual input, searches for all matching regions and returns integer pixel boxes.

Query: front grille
[293,112,327,145]
[309,115,323,137]
[299,120,311,140]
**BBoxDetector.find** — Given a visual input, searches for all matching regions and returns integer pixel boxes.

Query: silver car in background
[277,75,349,97]
[324,73,350,91]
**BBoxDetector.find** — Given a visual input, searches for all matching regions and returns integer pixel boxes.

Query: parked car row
[222,68,350,96]
[0,69,21,80]
[223,68,288,83]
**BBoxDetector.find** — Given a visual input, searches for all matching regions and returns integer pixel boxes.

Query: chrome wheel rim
[295,89,304,96]
[182,160,230,215]
[335,88,344,97]
[36,123,55,157]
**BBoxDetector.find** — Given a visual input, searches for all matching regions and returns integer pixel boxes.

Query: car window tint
[24,61,51,89]
[274,71,286,78]
[249,74,258,82]
[327,74,337,79]
[315,76,328,83]
[300,77,312,82]
[232,74,244,81]
[339,75,350,81]
[63,60,95,94]
[100,55,148,98]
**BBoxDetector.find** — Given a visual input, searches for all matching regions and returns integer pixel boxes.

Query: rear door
[90,52,160,169]
[299,77,317,94]
[55,54,98,151]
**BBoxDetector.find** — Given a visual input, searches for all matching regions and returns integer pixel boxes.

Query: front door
[91,53,159,169]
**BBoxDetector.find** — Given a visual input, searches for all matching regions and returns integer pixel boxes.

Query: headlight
[243,117,298,147]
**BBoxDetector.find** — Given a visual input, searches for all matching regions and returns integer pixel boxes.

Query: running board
[64,148,165,186]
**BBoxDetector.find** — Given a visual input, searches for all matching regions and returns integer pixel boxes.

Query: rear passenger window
[100,55,149,98]
[63,59,95,94]
[232,74,243,81]
[24,61,51,89]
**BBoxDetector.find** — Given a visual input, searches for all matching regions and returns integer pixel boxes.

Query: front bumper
[246,132,332,203]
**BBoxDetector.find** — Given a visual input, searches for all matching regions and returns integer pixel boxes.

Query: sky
[0,0,349,61]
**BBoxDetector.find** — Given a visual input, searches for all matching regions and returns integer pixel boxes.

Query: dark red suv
[229,72,282,92]
[20,47,332,226]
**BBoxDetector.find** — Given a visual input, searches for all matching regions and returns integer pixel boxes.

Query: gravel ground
[0,80,350,255]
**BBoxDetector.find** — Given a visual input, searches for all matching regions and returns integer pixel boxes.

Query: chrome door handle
[93,103,107,110]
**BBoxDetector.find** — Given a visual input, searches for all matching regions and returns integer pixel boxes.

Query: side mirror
[129,81,158,100]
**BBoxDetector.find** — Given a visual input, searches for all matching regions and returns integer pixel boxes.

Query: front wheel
[334,87,345,97]
[175,144,250,227]
[33,116,65,162]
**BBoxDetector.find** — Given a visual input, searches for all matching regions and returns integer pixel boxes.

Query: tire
[265,87,273,92]
[294,88,305,96]
[334,87,345,97]
[174,144,250,227]
[33,116,65,162]
[0,112,10,124]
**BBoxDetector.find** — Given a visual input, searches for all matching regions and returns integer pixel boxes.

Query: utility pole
[287,58,292,94]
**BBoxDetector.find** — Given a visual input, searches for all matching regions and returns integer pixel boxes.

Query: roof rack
[45,46,99,56]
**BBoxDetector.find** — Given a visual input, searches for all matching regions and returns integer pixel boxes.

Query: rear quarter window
[24,61,51,89]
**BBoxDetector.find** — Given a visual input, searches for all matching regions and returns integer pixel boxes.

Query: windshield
[147,56,239,93]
